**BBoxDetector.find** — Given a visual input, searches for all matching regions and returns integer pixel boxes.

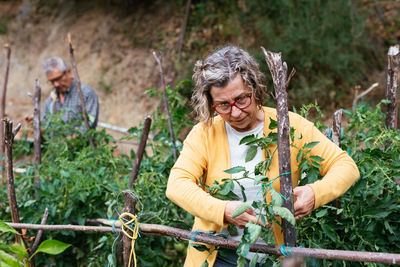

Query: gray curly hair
[192,45,267,126]
[43,57,69,74]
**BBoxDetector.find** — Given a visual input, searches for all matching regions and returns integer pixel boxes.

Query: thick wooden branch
[0,44,11,183]
[4,119,21,243]
[385,45,399,130]
[122,190,136,267]
[129,116,152,188]
[5,222,400,265]
[152,51,178,161]
[261,46,296,246]
[67,33,95,148]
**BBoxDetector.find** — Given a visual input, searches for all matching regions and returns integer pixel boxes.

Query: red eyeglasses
[213,93,252,115]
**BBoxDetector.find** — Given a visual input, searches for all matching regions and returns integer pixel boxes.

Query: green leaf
[200,260,209,267]
[269,118,277,130]
[316,209,328,218]
[296,151,303,163]
[303,141,320,149]
[384,221,395,235]
[0,250,23,267]
[224,166,246,174]
[0,220,19,235]
[219,180,234,195]
[321,224,338,242]
[238,242,250,258]
[245,146,258,162]
[272,206,295,226]
[270,188,283,207]
[310,155,324,162]
[246,222,262,244]
[232,201,253,218]
[23,200,36,207]
[254,175,268,184]
[249,253,259,267]
[9,243,28,259]
[239,135,257,145]
[237,255,247,267]
[342,109,353,117]
[31,240,71,258]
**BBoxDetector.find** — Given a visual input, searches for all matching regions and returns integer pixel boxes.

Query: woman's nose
[230,105,242,117]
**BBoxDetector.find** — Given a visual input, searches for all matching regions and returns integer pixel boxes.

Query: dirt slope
[0,1,183,135]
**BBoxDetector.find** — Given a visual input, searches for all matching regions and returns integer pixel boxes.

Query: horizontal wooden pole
[5,222,400,264]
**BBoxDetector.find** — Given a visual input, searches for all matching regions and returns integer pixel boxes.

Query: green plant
[297,101,400,266]
[0,219,71,267]
[0,79,194,266]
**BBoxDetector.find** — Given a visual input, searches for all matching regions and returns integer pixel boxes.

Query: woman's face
[210,74,264,132]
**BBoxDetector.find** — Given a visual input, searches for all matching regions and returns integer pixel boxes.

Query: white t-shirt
[225,121,265,259]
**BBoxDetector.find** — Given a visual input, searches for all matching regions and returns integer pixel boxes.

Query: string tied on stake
[256,171,292,196]
[280,245,305,257]
[119,212,139,267]
[280,245,292,256]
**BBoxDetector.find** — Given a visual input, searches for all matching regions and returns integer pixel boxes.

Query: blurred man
[41,56,99,134]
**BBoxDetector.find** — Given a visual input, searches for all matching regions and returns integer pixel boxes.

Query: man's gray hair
[192,45,267,126]
[43,57,69,74]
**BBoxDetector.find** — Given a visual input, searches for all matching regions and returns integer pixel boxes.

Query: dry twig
[152,51,178,161]
[67,33,95,148]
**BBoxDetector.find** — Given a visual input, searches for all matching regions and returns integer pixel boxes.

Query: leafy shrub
[0,83,192,266]
[297,101,400,266]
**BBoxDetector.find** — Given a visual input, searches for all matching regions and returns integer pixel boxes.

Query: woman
[166,46,359,266]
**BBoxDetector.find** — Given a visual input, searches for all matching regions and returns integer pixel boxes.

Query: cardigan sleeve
[166,123,228,227]
[294,114,360,209]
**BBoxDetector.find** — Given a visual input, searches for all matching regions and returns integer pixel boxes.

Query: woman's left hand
[293,185,315,220]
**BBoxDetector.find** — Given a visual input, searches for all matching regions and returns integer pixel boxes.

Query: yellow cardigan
[166,107,359,266]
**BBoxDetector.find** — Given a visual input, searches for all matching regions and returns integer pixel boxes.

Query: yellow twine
[119,212,139,267]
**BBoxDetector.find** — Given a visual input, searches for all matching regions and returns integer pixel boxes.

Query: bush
[297,101,400,266]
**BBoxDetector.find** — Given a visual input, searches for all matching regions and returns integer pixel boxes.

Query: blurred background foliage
[26,0,399,112]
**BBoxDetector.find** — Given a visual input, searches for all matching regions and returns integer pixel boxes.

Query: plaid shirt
[41,81,99,134]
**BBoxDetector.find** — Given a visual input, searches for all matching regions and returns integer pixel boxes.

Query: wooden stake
[385,45,399,130]
[152,51,178,161]
[331,109,343,212]
[129,116,152,188]
[261,47,296,247]
[4,118,22,243]
[122,190,137,267]
[67,33,95,148]
[0,44,11,183]
[332,109,343,147]
[33,80,41,190]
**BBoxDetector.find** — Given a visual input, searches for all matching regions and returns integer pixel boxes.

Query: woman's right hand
[224,201,261,228]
